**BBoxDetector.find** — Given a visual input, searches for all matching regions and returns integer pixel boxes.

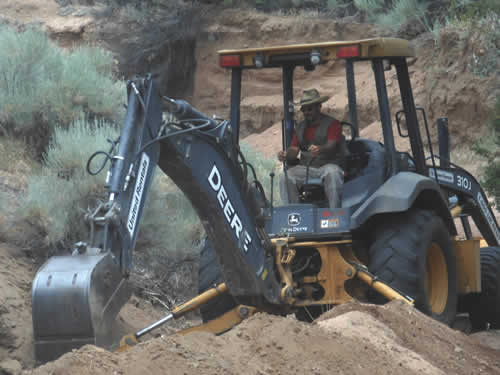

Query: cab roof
[218,38,415,68]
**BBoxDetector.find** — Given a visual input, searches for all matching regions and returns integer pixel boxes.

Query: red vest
[295,114,345,167]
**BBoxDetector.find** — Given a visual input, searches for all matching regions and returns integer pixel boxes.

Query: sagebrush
[0,26,124,156]
[21,115,119,250]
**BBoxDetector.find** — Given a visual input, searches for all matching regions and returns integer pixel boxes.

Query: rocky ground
[0,1,499,374]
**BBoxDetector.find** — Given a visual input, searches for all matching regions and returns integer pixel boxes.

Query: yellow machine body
[454,238,482,294]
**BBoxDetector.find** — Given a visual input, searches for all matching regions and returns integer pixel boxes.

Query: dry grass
[0,137,38,177]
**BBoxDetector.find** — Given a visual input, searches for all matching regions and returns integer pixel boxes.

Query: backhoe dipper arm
[158,101,281,306]
[111,75,281,305]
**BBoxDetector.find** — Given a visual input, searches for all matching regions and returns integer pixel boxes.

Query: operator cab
[218,38,426,239]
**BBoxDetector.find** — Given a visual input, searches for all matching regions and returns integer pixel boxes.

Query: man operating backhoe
[278,89,344,208]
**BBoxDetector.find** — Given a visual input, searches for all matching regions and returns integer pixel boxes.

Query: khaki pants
[279,164,344,208]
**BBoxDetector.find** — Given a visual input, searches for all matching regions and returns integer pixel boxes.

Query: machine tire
[468,247,500,330]
[368,209,458,325]
[198,239,237,322]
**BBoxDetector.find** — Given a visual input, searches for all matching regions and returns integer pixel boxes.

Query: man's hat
[297,89,329,107]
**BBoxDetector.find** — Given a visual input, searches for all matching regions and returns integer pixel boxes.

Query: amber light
[219,55,241,67]
[336,46,360,58]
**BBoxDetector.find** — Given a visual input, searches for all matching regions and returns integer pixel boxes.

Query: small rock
[0,359,22,375]
[454,346,463,353]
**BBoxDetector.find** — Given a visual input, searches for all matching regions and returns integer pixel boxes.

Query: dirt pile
[27,301,500,375]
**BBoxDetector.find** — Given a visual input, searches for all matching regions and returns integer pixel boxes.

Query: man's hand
[277,150,287,162]
[308,144,321,157]
[278,147,299,162]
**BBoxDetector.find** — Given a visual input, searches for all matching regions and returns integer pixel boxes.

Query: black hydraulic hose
[234,145,250,194]
[246,162,258,182]
[292,256,312,274]
[86,137,120,176]
[163,97,219,130]
[133,118,216,164]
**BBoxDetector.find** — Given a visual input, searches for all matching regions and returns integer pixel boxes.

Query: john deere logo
[288,213,301,226]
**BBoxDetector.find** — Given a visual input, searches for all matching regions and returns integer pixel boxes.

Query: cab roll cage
[227,57,427,178]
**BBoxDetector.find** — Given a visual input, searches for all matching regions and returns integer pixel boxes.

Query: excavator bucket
[32,253,131,363]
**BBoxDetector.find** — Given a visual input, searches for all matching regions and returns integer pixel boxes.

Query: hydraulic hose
[163,97,219,130]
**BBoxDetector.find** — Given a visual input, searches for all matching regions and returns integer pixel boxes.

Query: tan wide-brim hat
[296,89,329,107]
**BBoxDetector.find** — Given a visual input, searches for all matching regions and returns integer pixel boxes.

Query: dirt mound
[319,301,500,374]
[29,301,500,375]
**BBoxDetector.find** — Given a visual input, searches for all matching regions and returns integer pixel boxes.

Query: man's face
[301,103,321,125]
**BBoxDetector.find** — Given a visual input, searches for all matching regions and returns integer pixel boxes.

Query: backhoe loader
[32,38,500,362]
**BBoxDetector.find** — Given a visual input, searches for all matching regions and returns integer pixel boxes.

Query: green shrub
[138,174,205,259]
[448,0,500,21]
[466,14,500,77]
[21,115,118,249]
[375,0,428,32]
[43,45,124,124]
[0,26,124,156]
[0,27,61,130]
[354,0,384,18]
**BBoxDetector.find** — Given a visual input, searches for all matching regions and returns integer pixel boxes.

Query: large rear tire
[368,209,458,325]
[198,239,237,322]
[468,247,500,330]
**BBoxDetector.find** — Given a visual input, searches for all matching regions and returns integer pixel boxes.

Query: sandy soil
[26,302,500,375]
[0,1,499,374]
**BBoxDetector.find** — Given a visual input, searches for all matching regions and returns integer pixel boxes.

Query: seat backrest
[341,139,387,209]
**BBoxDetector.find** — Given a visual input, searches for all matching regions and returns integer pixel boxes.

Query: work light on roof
[310,49,321,65]
[254,54,265,69]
